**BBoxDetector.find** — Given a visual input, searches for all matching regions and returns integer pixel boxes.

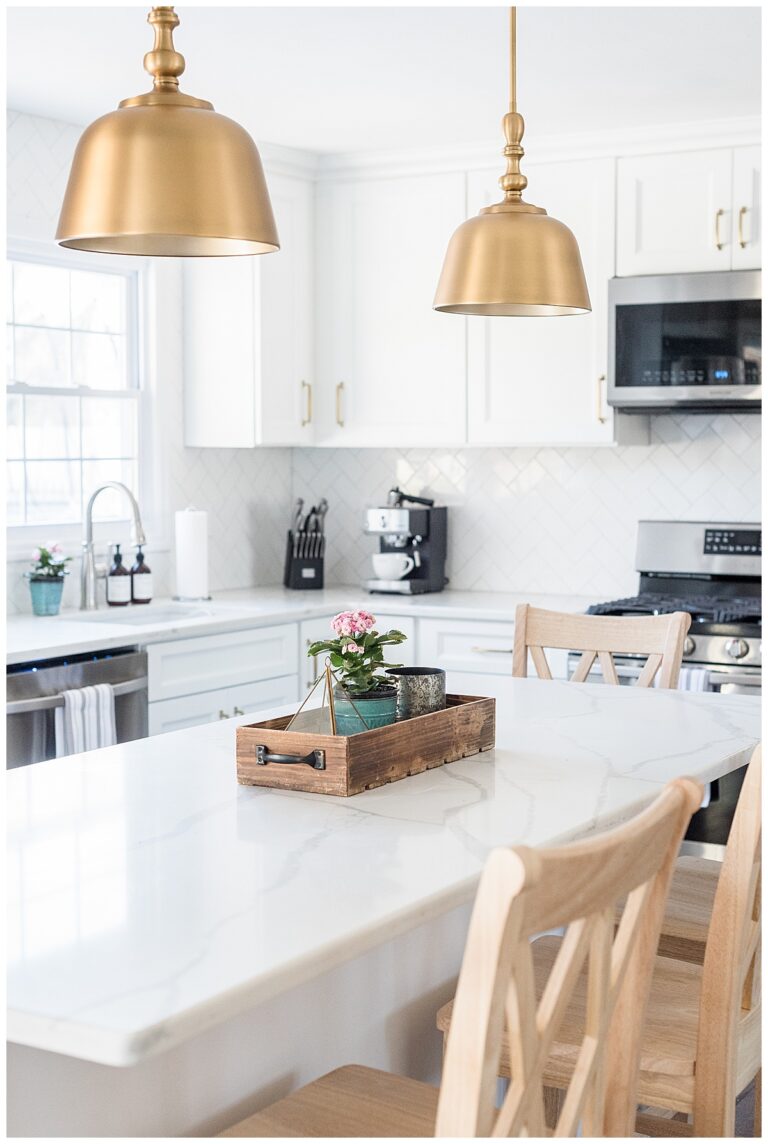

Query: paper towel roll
[175,508,209,599]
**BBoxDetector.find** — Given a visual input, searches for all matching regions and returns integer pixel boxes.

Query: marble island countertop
[7,676,759,1068]
[6,585,597,665]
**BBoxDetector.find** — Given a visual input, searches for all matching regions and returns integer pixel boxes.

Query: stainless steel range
[582,519,761,852]
[583,520,761,696]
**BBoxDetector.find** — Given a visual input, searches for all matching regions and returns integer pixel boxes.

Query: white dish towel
[676,666,711,692]
[55,684,117,758]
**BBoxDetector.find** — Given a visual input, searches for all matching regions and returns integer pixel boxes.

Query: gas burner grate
[587,594,762,625]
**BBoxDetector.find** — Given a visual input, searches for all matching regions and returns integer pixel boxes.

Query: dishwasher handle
[6,676,148,715]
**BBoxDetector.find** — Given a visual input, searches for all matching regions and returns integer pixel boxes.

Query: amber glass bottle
[131,545,153,604]
[106,544,131,606]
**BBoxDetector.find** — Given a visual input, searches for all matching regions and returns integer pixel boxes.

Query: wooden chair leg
[755,1069,762,1137]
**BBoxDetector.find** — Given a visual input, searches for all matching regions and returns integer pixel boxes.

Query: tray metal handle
[255,745,326,770]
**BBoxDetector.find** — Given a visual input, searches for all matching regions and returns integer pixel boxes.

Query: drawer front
[148,675,299,736]
[418,617,516,675]
[148,624,299,702]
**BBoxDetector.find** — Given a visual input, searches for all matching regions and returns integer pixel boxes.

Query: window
[6,253,140,527]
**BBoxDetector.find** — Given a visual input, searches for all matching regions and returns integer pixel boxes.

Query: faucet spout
[81,482,147,610]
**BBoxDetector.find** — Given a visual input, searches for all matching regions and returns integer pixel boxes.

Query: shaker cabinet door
[315,173,467,447]
[466,157,622,446]
[616,149,733,275]
[731,146,762,270]
[183,171,314,448]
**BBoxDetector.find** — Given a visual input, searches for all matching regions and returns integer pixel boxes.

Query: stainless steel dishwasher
[6,647,148,768]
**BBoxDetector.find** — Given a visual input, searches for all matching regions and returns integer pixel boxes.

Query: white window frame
[6,237,170,561]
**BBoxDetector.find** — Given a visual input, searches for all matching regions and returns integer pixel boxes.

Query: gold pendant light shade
[434,9,590,316]
[56,8,279,257]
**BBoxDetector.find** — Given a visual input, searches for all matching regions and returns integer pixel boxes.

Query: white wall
[6,110,293,615]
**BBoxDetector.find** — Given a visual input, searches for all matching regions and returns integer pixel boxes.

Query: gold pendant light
[434,8,590,316]
[56,7,279,257]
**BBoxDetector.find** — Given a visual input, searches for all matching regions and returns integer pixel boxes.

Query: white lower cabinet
[148,676,299,736]
[419,617,568,691]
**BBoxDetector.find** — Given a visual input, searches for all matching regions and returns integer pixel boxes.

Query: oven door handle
[6,676,148,715]
[706,670,761,689]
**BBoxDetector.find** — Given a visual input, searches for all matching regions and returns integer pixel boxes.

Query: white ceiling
[6,6,761,154]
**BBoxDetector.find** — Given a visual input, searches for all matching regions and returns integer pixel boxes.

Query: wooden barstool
[437,744,761,1136]
[221,778,701,1137]
[512,603,691,688]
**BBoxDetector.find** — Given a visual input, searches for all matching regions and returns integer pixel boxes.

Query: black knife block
[283,530,325,590]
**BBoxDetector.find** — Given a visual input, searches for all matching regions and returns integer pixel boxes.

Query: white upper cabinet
[183,171,314,448]
[617,149,736,276]
[314,173,467,447]
[465,157,642,446]
[731,146,761,270]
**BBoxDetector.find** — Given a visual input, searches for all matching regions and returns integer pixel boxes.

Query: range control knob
[725,638,750,660]
[683,637,695,656]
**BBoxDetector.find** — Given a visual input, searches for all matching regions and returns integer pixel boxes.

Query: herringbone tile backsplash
[6,110,763,615]
[294,413,761,599]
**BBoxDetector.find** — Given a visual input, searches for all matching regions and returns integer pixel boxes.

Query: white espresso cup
[372,552,416,580]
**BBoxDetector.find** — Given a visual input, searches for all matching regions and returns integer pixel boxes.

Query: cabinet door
[466,158,619,446]
[616,149,733,275]
[148,624,299,702]
[731,146,761,270]
[183,257,257,448]
[148,675,299,736]
[258,173,315,443]
[315,174,467,446]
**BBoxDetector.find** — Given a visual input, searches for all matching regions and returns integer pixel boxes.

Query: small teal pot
[333,685,398,736]
[27,575,65,617]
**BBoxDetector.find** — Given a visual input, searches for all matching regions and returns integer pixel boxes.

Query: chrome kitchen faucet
[81,482,146,610]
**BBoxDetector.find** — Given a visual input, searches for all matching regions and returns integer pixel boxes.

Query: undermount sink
[77,603,216,625]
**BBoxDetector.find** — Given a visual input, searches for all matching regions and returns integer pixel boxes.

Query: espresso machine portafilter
[363,487,448,594]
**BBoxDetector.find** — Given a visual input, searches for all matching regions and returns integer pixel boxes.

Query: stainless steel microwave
[608,270,761,411]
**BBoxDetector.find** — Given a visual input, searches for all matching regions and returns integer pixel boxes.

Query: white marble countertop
[6,586,596,665]
[7,676,759,1067]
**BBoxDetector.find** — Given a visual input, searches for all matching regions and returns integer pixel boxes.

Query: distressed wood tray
[236,693,495,796]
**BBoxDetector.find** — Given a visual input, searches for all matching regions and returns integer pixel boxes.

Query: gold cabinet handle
[335,381,345,428]
[738,206,749,249]
[714,208,725,251]
[301,380,312,427]
[596,374,607,424]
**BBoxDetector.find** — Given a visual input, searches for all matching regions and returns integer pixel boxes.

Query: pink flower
[343,642,362,654]
[332,610,377,639]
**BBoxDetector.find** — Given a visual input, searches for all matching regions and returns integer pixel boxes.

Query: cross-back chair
[438,746,761,1137]
[221,777,701,1138]
[512,604,691,689]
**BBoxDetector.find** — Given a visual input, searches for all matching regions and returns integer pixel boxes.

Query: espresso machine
[363,487,448,594]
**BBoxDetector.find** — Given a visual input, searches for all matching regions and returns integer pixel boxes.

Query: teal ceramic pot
[333,685,397,736]
[28,576,65,617]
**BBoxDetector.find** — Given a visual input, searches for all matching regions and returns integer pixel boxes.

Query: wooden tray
[236,693,495,796]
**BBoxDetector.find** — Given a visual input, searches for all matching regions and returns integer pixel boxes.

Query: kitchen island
[7,677,760,1137]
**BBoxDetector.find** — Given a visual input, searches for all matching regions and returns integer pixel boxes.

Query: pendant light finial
[56,6,279,257]
[434,6,591,317]
[144,7,185,91]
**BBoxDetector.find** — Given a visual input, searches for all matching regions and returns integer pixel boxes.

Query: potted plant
[26,542,71,616]
[307,610,407,734]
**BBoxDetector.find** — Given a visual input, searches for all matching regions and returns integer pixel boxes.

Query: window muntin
[6,257,139,527]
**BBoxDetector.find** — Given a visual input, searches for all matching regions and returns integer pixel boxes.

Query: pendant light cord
[509,6,517,113]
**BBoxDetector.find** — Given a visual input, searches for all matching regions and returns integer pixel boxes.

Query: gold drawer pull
[738,205,749,249]
[301,380,312,426]
[596,373,607,424]
[714,208,725,251]
[471,646,514,655]
[336,381,345,428]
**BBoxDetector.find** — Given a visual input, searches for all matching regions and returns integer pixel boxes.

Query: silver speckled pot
[386,667,446,721]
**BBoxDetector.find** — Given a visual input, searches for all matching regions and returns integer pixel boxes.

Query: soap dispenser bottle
[106,544,131,606]
[131,545,153,604]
